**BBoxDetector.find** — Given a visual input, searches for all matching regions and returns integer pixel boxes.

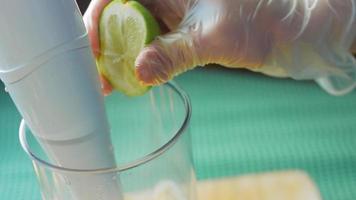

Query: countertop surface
[1,66,355,199]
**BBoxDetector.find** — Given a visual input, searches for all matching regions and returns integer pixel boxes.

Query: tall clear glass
[19,82,196,200]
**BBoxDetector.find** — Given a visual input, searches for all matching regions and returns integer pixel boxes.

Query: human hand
[85,0,356,96]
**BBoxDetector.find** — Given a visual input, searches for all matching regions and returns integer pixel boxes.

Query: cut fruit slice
[97,0,160,96]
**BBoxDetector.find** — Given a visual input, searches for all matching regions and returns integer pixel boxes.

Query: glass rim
[19,81,192,174]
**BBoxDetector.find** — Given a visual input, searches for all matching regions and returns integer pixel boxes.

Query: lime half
[97,0,160,96]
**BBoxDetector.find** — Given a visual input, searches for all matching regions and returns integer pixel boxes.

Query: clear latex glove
[85,0,356,96]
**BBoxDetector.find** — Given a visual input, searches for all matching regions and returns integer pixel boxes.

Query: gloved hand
[85,0,356,96]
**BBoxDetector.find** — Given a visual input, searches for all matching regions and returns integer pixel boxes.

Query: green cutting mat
[1,66,356,199]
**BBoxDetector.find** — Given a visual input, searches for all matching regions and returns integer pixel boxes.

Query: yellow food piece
[197,170,322,200]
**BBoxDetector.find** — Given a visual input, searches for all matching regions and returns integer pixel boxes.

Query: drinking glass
[19,82,196,200]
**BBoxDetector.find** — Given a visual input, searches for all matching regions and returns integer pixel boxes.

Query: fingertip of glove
[135,46,170,86]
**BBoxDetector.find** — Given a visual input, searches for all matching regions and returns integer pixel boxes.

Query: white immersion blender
[0,0,123,199]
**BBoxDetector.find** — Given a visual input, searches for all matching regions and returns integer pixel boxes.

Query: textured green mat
[1,66,356,199]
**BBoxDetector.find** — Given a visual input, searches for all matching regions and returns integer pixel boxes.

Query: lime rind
[127,1,160,44]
